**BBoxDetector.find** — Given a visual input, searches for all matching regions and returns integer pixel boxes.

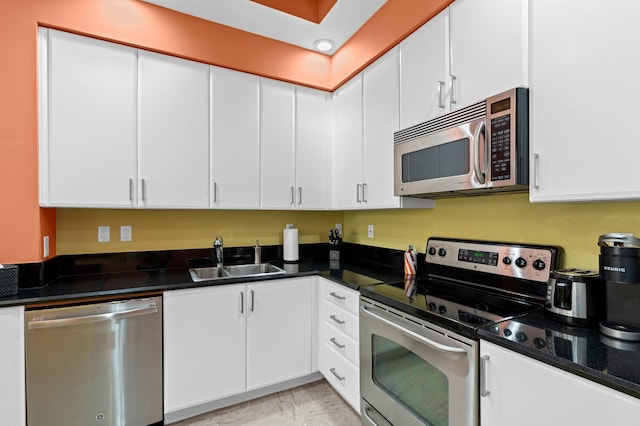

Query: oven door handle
[360,305,468,356]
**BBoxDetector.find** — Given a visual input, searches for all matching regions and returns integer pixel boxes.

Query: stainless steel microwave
[394,87,528,198]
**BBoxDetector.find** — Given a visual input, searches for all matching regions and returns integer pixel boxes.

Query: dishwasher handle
[27,305,158,329]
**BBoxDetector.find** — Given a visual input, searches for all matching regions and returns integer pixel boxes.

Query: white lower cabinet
[318,278,360,412]
[480,340,640,426]
[0,306,26,426]
[164,277,315,420]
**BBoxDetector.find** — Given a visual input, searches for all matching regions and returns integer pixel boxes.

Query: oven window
[372,335,449,426]
[401,138,469,183]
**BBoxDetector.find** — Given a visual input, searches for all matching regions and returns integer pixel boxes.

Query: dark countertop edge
[478,325,640,400]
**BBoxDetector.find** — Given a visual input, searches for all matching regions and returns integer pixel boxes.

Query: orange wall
[0,0,449,263]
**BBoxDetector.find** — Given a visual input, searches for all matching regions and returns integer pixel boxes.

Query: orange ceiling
[250,0,338,24]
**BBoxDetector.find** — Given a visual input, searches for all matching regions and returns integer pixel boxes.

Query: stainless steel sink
[189,263,286,282]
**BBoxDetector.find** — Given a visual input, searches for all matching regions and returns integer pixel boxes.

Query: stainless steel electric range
[359,237,560,426]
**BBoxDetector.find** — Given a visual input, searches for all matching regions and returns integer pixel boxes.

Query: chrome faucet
[213,236,223,267]
[254,240,261,265]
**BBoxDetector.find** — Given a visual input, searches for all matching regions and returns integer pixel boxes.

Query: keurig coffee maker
[598,233,640,340]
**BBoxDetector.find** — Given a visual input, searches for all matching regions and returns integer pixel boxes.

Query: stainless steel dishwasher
[25,296,163,426]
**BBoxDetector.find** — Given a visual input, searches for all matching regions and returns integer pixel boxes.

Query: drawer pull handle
[329,315,345,325]
[330,367,345,381]
[329,292,346,300]
[330,337,345,349]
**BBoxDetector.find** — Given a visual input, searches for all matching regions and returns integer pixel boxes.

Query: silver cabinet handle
[329,314,345,325]
[290,186,295,205]
[329,292,346,300]
[141,178,147,202]
[213,182,217,203]
[360,305,467,355]
[128,178,134,202]
[362,183,368,202]
[329,367,345,381]
[450,75,457,105]
[480,355,491,397]
[330,337,345,349]
[297,187,302,205]
[356,184,362,202]
[533,153,540,189]
[473,121,487,185]
[250,289,255,312]
[437,80,445,109]
[240,291,244,314]
[27,305,158,329]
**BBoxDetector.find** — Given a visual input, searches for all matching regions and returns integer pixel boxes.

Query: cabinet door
[480,341,640,426]
[41,29,137,207]
[399,8,450,128]
[211,66,260,208]
[0,306,25,426]
[363,47,401,209]
[332,75,364,209]
[139,51,210,208]
[246,278,313,390]
[449,0,528,108]
[296,86,330,209]
[260,78,295,209]
[164,285,246,413]
[529,1,640,202]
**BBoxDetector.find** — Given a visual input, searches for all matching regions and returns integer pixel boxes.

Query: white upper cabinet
[399,8,450,128]
[332,74,365,209]
[529,1,640,202]
[210,66,260,209]
[449,0,529,109]
[40,28,138,207]
[295,86,331,209]
[398,0,528,130]
[260,78,295,209]
[138,51,210,208]
[333,48,434,210]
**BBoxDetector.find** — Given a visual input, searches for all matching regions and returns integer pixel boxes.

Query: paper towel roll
[283,228,299,262]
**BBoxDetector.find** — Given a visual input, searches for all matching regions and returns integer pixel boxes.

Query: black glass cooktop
[359,277,542,332]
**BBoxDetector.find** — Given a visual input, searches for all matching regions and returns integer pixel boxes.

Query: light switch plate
[368,224,374,238]
[120,226,132,242]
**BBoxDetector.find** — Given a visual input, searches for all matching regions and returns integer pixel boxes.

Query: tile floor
[172,379,360,426]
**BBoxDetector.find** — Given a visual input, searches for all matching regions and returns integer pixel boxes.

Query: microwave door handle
[473,121,487,185]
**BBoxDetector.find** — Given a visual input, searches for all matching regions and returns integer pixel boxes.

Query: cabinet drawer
[320,279,360,315]
[320,343,360,412]
[322,301,359,341]
[320,319,359,366]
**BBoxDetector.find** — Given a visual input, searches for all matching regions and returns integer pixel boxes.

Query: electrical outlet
[98,226,110,243]
[368,224,374,238]
[120,226,132,242]
[43,236,49,257]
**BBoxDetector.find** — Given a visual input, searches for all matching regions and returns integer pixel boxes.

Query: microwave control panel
[489,95,513,182]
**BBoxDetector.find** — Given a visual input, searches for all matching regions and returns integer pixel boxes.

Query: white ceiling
[141,0,387,55]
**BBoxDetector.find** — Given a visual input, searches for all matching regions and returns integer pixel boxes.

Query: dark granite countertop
[478,310,640,400]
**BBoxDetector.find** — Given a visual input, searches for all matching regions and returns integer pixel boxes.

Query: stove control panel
[425,238,560,283]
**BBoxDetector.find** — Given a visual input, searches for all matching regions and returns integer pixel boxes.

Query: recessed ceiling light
[314,39,334,52]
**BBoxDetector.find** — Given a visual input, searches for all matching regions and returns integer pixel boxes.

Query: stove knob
[438,305,447,314]
[516,331,528,343]
[428,247,436,256]
[503,328,512,337]
[502,257,512,265]
[533,259,546,271]
[515,257,527,268]
[428,302,437,311]
[438,248,447,257]
[533,337,547,349]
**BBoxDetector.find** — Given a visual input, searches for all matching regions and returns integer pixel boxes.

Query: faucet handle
[213,235,223,247]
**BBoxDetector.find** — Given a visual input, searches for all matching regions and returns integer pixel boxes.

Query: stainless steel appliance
[25,297,163,426]
[393,87,528,198]
[599,234,640,341]
[359,237,559,426]
[545,269,605,326]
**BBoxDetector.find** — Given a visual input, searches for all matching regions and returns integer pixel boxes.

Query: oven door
[360,298,478,426]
